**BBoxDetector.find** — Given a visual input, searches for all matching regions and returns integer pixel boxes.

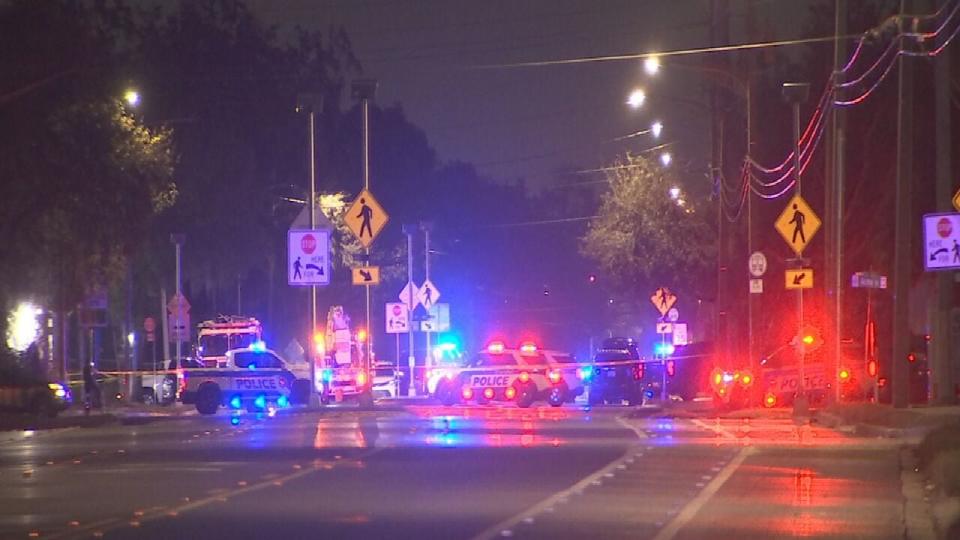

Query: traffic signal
[588,274,597,284]
[907,352,917,363]
[313,332,325,355]
[356,328,368,343]
[867,359,878,378]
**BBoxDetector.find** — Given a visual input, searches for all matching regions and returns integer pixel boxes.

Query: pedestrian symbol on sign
[789,204,806,244]
[358,198,374,238]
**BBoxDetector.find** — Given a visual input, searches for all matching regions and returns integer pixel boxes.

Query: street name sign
[351,266,381,286]
[344,189,389,249]
[923,213,960,271]
[775,194,821,256]
[650,287,677,317]
[288,229,331,286]
[851,272,887,289]
[785,268,814,289]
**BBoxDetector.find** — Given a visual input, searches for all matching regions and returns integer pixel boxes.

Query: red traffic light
[907,353,917,363]
[867,360,878,378]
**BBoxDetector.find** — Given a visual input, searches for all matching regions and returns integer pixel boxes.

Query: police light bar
[487,341,506,354]
[519,342,538,354]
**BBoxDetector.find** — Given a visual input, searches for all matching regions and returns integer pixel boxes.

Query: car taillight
[632,364,643,380]
[505,386,517,400]
[666,360,676,377]
[740,372,753,387]
[483,387,495,399]
[548,370,562,384]
[462,387,474,400]
[519,371,530,383]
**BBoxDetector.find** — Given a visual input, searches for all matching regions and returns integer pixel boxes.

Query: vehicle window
[595,351,632,362]
[233,351,283,369]
[549,354,576,364]
[231,333,257,350]
[516,353,546,365]
[472,353,517,367]
[199,334,229,357]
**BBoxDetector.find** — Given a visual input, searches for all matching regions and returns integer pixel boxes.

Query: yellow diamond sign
[344,189,389,249]
[775,194,821,256]
[953,187,960,212]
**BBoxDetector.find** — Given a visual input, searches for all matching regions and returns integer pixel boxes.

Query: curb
[814,410,936,440]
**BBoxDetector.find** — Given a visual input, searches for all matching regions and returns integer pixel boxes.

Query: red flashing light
[505,386,517,400]
[356,329,368,343]
[764,393,777,408]
[666,360,676,377]
[907,353,917,363]
[487,341,506,354]
[839,368,851,381]
[519,371,530,383]
[633,364,644,380]
[802,335,815,345]
[356,370,368,386]
[483,387,495,399]
[519,342,538,354]
[867,360,878,378]
[462,387,474,400]
[878,377,888,387]
[741,372,753,386]
[548,370,562,384]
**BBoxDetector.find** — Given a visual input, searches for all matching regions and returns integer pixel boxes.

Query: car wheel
[515,383,536,408]
[547,385,567,407]
[195,384,221,415]
[587,391,604,406]
[437,382,458,406]
[141,388,156,405]
[320,391,331,405]
[291,380,311,405]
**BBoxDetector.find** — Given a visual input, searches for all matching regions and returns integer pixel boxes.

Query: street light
[627,88,646,109]
[123,89,140,108]
[660,152,672,167]
[669,186,681,200]
[644,56,661,76]
[651,121,663,138]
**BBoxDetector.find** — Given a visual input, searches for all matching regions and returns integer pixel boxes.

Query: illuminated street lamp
[7,302,42,352]
[644,56,661,76]
[669,186,681,200]
[123,89,140,108]
[660,152,672,167]
[626,88,646,109]
[651,121,663,138]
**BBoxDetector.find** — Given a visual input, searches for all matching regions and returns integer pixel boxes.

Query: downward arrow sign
[793,273,806,285]
[930,248,948,261]
[360,270,372,281]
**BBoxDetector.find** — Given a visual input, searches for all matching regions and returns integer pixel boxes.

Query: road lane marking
[471,415,646,540]
[691,418,737,439]
[650,446,755,540]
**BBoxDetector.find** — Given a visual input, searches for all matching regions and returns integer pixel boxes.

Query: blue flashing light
[654,342,676,357]
[230,416,241,426]
[254,394,267,410]
[578,366,593,381]
[248,363,256,370]
[229,395,243,409]
[250,340,266,352]
[644,389,655,399]
[277,395,289,408]
[322,369,334,382]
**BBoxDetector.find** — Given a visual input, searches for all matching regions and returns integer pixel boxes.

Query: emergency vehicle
[429,341,586,408]
[179,346,297,415]
[316,306,374,408]
[196,316,262,368]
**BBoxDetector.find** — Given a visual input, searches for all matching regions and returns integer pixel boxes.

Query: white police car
[430,341,586,408]
[179,347,299,415]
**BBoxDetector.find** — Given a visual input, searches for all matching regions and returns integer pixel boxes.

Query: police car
[430,341,586,408]
[179,346,299,415]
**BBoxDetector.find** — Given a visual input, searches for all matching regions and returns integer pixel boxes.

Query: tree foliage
[580,153,715,297]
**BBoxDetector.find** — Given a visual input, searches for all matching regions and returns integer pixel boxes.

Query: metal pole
[309,109,318,401]
[932,0,955,404]
[175,241,182,368]
[746,75,754,376]
[831,0,848,405]
[891,0,914,408]
[405,228,416,396]
[424,224,432,395]
[362,96,372,378]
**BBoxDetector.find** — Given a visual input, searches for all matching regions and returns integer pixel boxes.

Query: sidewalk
[0,402,195,435]
[815,402,960,439]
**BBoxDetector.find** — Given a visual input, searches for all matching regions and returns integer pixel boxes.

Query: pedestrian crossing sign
[344,189,389,249]
[774,194,821,256]
[953,187,960,212]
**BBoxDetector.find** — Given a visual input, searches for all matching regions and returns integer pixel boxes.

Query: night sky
[249,0,816,193]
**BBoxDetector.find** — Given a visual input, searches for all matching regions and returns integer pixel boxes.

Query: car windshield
[232,351,284,369]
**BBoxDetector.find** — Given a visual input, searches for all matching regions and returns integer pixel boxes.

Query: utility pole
[171,234,185,366]
[829,0,848,404]
[710,0,730,357]
[932,0,955,404]
[783,82,810,415]
[423,221,434,390]
[891,0,914,408]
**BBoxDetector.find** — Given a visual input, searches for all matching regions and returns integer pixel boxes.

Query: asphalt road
[1,404,909,540]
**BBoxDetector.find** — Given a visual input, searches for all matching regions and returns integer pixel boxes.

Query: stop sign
[937,217,953,238]
[392,305,402,317]
[143,317,156,332]
[301,234,316,254]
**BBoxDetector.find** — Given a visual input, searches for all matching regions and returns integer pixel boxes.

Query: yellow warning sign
[344,189,389,249]
[953,187,960,212]
[650,287,677,317]
[775,194,821,256]
[352,266,381,286]
[785,268,814,289]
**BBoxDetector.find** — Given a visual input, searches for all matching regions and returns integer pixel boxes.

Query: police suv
[430,341,586,408]
[179,346,300,415]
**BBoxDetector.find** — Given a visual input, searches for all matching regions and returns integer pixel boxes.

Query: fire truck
[316,306,374,408]
[196,316,262,368]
